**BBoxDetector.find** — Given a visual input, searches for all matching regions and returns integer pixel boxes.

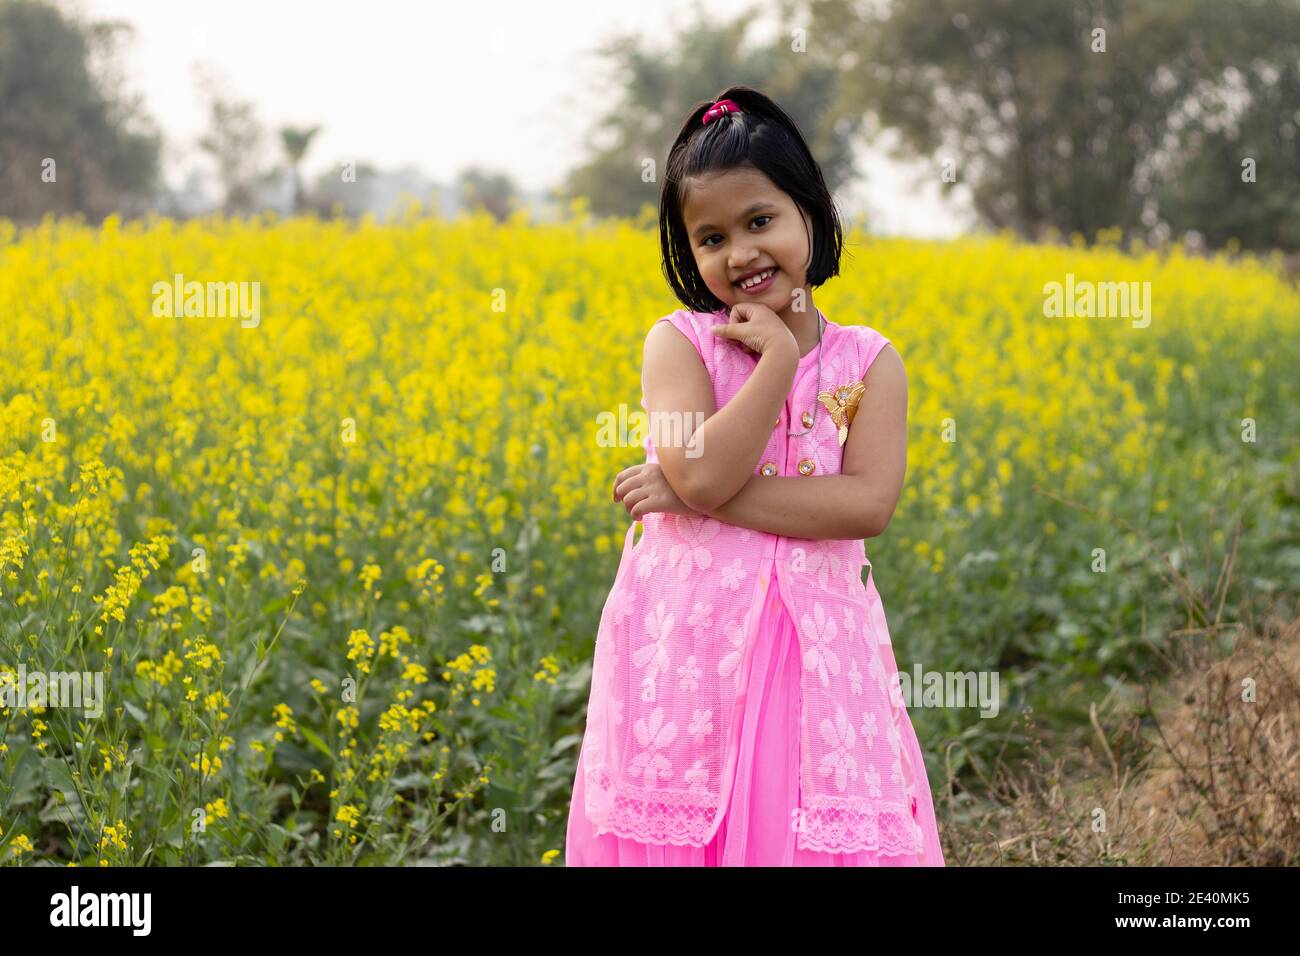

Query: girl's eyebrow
[690,201,777,239]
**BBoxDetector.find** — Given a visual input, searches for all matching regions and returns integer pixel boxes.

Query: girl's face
[680,165,814,318]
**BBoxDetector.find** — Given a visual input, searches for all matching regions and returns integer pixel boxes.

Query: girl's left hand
[612,462,703,520]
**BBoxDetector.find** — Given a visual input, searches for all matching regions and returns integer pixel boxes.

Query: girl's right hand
[613,462,701,519]
[707,303,797,359]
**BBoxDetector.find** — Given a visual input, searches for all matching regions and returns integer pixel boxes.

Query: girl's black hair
[659,85,844,314]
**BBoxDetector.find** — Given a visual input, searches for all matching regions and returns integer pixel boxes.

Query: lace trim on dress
[585,762,925,855]
[584,764,718,846]
[797,795,925,856]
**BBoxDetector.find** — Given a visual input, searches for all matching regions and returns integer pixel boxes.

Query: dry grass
[933,518,1300,866]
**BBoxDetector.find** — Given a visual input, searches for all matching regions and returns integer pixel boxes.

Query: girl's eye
[702,215,772,247]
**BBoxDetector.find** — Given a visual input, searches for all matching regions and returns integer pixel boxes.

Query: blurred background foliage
[2,0,1299,251]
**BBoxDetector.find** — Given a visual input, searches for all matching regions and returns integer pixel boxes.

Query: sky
[79,0,968,236]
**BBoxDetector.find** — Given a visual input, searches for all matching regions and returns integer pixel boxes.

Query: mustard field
[1,209,1297,864]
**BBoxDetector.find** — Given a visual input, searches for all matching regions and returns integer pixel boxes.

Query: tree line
[2,0,1296,251]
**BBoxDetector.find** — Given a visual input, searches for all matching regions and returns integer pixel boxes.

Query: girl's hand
[613,462,703,520]
[708,302,797,359]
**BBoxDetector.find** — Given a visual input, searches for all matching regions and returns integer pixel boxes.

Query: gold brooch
[818,381,867,446]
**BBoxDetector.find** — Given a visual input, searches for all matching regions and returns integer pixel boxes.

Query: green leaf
[39,791,85,825]
[122,699,148,725]
[549,733,582,756]
[298,725,332,759]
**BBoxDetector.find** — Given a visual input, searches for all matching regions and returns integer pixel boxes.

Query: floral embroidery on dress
[635,545,660,580]
[841,605,858,640]
[667,514,719,580]
[718,610,750,689]
[687,709,714,742]
[818,707,858,791]
[686,601,715,640]
[889,751,906,789]
[866,649,888,695]
[684,759,710,793]
[677,654,702,692]
[863,763,883,799]
[609,583,635,624]
[628,707,676,786]
[860,710,880,749]
[800,602,841,687]
[847,656,864,695]
[795,539,848,593]
[885,718,905,764]
[719,557,747,590]
[634,600,673,702]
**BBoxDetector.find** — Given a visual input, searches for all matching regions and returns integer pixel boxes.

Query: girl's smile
[734,266,779,294]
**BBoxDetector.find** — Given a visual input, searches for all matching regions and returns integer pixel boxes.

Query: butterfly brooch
[818,381,867,446]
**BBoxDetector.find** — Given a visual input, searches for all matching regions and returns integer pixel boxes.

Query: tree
[280,125,322,214]
[0,0,160,222]
[195,67,269,216]
[823,0,1300,246]
[560,0,868,220]
[456,168,518,222]
[1154,59,1300,252]
[308,160,378,218]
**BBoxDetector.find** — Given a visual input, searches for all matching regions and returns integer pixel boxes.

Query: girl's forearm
[699,473,877,541]
[676,345,797,512]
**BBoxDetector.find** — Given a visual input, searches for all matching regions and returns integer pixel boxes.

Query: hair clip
[702,99,742,125]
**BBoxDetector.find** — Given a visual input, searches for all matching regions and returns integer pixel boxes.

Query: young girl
[565,86,945,866]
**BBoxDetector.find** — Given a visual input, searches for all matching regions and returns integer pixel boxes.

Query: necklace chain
[786,309,825,437]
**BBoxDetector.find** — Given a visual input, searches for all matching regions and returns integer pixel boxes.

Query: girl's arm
[699,475,877,540]
[700,345,909,540]
[643,320,798,514]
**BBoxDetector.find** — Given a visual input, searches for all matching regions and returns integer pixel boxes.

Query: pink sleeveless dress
[565,308,945,866]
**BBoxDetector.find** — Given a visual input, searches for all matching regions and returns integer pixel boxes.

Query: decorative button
[801,410,814,428]
[774,417,780,428]
[797,458,815,475]
[760,462,777,476]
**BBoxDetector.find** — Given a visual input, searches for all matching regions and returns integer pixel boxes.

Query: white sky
[78,0,967,236]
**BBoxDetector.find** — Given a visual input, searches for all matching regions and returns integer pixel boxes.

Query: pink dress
[566,308,946,867]
[566,560,945,865]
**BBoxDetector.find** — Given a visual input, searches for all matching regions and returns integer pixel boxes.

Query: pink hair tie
[702,99,742,125]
